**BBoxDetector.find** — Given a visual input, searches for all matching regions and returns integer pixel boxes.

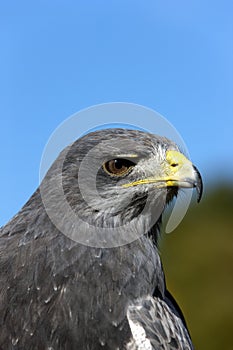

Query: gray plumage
[0,129,202,349]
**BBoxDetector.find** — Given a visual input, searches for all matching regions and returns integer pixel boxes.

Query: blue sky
[0,1,232,226]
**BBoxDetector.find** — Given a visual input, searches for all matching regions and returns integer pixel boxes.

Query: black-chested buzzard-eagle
[0,129,202,349]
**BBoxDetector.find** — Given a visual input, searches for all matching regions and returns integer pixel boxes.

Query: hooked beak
[191,165,203,202]
[122,150,203,203]
[164,150,203,202]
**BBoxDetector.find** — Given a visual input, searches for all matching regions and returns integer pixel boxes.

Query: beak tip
[197,190,202,203]
[194,167,203,203]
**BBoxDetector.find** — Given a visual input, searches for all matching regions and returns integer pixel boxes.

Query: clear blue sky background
[0,1,232,226]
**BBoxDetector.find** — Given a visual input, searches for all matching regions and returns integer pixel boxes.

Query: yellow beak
[122,150,203,202]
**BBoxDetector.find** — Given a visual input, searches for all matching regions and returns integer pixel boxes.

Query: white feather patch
[127,313,152,350]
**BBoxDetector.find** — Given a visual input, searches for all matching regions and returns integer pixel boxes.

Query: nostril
[171,163,178,167]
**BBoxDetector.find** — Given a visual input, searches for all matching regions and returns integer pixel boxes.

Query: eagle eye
[103,158,135,177]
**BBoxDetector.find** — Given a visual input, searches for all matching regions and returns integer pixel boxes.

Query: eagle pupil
[114,159,123,169]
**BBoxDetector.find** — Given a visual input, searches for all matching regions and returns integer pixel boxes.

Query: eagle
[0,128,202,349]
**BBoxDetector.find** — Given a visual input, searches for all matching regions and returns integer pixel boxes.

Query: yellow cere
[166,150,191,170]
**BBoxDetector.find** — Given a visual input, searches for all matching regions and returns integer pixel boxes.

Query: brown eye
[103,159,135,176]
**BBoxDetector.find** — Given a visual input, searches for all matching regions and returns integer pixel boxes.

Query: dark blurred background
[161,184,233,350]
[1,1,232,349]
